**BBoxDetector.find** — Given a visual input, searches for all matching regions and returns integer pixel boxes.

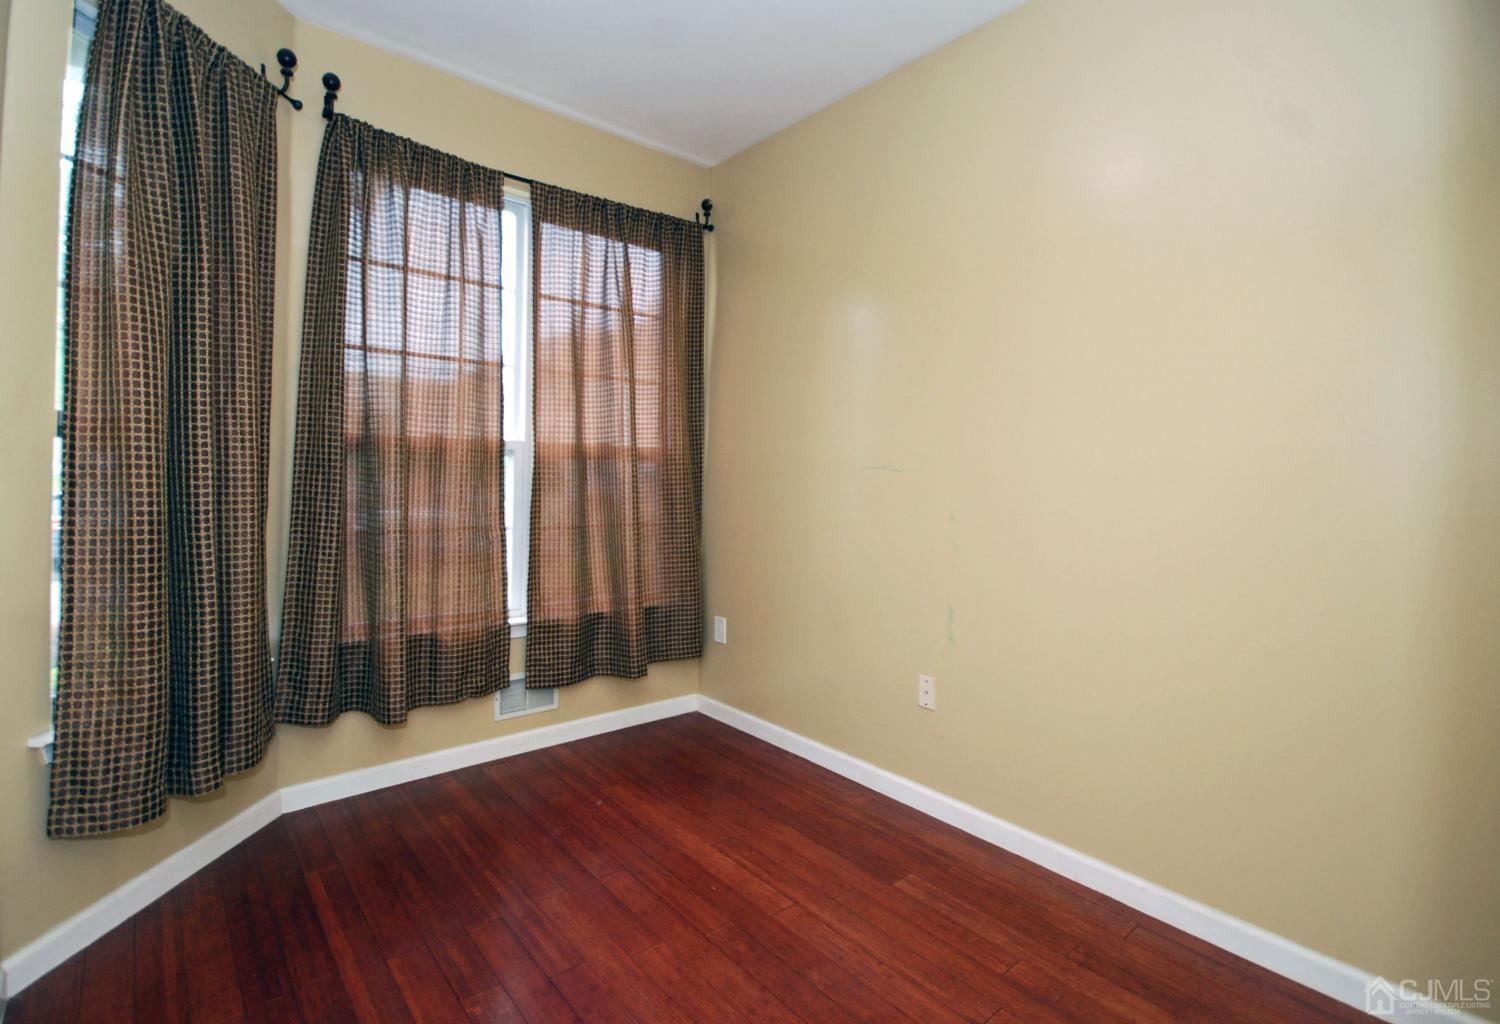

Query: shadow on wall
[1406,0,1500,991]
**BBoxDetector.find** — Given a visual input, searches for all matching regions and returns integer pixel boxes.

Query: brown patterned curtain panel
[276,116,510,726]
[526,184,704,688]
[49,0,278,837]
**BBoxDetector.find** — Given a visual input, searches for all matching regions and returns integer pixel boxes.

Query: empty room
[0,0,1495,1020]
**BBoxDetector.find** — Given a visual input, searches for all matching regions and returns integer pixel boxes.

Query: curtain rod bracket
[260,47,303,111]
[695,198,715,232]
[321,72,342,120]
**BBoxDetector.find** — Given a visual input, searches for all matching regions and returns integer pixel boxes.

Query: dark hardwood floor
[8,713,1374,1023]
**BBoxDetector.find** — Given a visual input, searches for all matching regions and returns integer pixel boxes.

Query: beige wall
[0,0,705,961]
[703,0,1499,997]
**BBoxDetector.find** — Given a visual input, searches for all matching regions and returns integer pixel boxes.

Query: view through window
[501,196,534,627]
[52,0,96,692]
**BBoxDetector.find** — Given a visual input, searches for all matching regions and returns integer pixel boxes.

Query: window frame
[51,0,97,692]
[502,189,533,631]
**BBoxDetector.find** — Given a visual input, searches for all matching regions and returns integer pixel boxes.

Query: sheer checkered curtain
[49,0,278,837]
[526,185,705,688]
[276,117,511,725]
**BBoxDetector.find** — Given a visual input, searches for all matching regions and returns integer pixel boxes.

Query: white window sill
[28,729,54,764]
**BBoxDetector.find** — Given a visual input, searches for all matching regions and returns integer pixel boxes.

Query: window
[52,12,531,671]
[52,0,96,691]
[532,222,677,612]
[501,194,533,627]
[338,183,531,637]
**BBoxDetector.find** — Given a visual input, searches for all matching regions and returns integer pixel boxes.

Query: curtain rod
[319,72,716,232]
[81,2,305,114]
[260,48,303,111]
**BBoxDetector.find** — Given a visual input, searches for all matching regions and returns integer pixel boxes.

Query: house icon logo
[1366,976,1398,1016]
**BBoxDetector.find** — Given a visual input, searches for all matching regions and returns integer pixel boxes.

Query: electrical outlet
[918,674,936,710]
[713,616,728,644]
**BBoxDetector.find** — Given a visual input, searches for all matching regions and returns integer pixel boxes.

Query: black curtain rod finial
[261,46,303,110]
[321,72,342,120]
[696,197,715,232]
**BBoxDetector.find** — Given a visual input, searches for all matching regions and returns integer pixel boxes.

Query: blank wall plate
[918,674,936,711]
[713,616,728,644]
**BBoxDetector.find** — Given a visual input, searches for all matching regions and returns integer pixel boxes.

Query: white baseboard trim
[4,692,1484,1023]
[0,694,695,1000]
[0,790,282,997]
[280,694,698,812]
[695,696,1487,1024]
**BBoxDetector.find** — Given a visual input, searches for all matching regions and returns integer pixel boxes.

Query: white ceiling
[283,0,1030,166]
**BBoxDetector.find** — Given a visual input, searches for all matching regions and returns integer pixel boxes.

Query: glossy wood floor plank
[465,917,577,1024]
[132,895,190,1024]
[76,919,135,1024]
[8,713,1375,1023]
[215,839,297,1023]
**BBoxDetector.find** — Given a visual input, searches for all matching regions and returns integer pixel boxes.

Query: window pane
[504,447,521,616]
[502,197,529,624]
[59,81,84,160]
[504,447,515,553]
[502,205,522,441]
[53,5,94,691]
